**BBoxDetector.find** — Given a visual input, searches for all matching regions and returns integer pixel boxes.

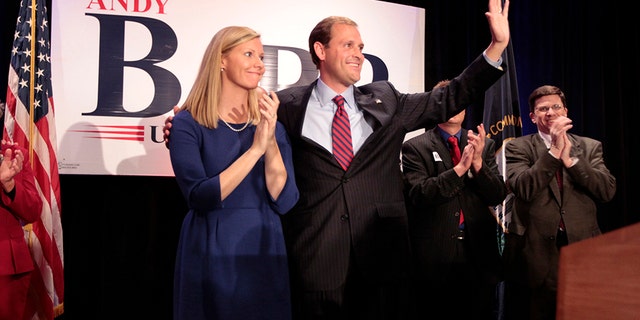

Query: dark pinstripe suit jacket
[277,54,505,291]
[401,127,506,287]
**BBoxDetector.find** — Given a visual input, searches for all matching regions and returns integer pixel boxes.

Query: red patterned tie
[448,136,464,229]
[448,136,461,165]
[331,95,353,170]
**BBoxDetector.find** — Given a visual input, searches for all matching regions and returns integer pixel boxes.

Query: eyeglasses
[534,104,564,113]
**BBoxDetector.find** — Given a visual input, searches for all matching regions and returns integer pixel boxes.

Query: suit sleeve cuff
[482,50,503,70]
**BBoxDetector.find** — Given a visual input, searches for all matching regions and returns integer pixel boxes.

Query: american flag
[4,0,64,318]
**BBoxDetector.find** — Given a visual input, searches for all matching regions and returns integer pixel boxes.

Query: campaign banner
[52,0,425,176]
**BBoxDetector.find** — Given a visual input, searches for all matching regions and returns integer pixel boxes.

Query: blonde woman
[169,26,299,320]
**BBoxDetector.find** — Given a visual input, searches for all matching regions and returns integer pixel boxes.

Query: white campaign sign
[52,0,425,176]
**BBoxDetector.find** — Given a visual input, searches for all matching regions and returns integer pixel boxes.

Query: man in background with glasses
[502,85,617,320]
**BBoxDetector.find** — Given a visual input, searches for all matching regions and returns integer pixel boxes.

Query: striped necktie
[331,95,353,170]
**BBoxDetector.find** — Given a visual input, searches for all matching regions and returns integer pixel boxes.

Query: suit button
[342,178,349,183]
[340,214,349,221]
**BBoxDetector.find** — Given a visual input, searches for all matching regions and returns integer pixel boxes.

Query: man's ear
[313,42,325,61]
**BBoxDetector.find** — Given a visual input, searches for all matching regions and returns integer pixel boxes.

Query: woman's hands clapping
[252,88,280,154]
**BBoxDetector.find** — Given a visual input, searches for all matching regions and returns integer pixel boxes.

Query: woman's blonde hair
[181,26,262,128]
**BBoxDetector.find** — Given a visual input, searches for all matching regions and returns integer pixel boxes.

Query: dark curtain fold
[1,0,636,318]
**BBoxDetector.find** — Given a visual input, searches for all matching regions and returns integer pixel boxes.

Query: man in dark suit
[400,80,506,320]
[276,2,510,318]
[164,1,510,318]
[503,85,617,320]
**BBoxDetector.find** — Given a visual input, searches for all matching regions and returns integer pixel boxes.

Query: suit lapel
[280,82,316,137]
[339,88,383,172]
[532,134,562,204]
[567,133,582,159]
[426,128,454,169]
[355,88,389,131]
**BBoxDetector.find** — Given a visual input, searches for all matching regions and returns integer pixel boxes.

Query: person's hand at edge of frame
[164,105,180,149]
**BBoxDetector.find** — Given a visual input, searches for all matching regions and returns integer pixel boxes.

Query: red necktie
[447,136,464,229]
[556,169,563,193]
[448,136,461,165]
[331,95,353,170]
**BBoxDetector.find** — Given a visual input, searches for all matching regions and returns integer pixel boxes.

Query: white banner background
[52,0,425,176]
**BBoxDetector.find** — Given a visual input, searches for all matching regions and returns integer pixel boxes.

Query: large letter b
[83,14,180,117]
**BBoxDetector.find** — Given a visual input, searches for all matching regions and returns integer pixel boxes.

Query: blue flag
[482,38,522,320]
[483,39,522,254]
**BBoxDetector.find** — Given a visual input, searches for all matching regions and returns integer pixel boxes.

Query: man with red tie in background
[401,80,507,320]
[503,85,617,320]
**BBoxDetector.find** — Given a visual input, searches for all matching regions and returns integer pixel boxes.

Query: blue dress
[169,110,299,320]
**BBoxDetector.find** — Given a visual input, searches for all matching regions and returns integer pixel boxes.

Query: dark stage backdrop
[1,0,636,318]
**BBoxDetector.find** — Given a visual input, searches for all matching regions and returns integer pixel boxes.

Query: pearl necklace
[219,116,251,132]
